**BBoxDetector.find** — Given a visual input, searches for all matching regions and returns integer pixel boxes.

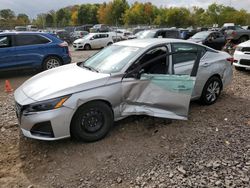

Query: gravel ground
[0,48,249,188]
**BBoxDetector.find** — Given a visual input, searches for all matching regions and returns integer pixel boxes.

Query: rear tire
[71,101,114,142]
[84,44,91,50]
[200,76,223,105]
[107,42,113,46]
[43,56,62,71]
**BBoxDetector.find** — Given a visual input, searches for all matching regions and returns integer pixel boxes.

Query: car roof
[0,31,47,35]
[114,38,197,48]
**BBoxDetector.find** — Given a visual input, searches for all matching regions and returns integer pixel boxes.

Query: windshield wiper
[82,65,99,73]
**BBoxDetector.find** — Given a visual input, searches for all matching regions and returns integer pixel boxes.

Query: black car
[55,30,72,44]
[189,31,226,50]
[137,29,181,39]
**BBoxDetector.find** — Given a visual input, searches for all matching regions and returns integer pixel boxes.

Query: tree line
[1,0,250,29]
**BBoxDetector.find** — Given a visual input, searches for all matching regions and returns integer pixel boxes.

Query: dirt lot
[0,48,250,188]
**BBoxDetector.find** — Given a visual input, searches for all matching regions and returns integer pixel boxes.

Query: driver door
[121,44,201,120]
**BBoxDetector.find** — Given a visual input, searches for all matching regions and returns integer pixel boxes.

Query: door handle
[201,63,210,67]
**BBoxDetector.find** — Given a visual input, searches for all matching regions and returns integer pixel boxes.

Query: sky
[0,0,250,18]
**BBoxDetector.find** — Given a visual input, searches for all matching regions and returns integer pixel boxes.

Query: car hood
[238,40,250,47]
[74,38,87,43]
[17,63,110,102]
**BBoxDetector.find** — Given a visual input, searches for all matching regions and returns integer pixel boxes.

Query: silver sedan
[14,39,233,142]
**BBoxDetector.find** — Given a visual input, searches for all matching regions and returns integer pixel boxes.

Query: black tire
[43,56,62,70]
[200,76,223,105]
[84,44,91,50]
[71,101,114,142]
[107,42,113,46]
[235,66,245,71]
[239,36,248,43]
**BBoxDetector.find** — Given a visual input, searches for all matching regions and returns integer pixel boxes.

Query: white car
[115,29,133,40]
[73,33,113,50]
[234,40,250,70]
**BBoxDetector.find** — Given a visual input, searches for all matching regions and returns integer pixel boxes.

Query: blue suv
[0,32,71,71]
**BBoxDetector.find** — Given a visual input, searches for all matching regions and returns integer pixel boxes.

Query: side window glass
[172,43,206,75]
[15,35,50,46]
[0,36,11,48]
[133,46,168,75]
[172,43,206,63]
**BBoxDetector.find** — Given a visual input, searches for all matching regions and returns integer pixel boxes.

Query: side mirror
[126,69,145,79]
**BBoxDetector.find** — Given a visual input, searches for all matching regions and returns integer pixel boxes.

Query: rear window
[14,34,50,46]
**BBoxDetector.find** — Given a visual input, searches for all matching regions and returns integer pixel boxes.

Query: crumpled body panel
[121,74,195,120]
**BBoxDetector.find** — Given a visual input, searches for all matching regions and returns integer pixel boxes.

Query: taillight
[59,41,68,47]
[226,57,237,65]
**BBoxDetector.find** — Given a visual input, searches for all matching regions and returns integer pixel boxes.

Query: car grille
[242,47,250,52]
[239,59,250,66]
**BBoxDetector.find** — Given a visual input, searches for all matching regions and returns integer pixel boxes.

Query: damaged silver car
[14,39,233,141]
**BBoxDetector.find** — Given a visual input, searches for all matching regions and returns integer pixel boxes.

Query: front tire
[71,101,114,142]
[84,44,91,50]
[43,56,62,70]
[200,76,223,105]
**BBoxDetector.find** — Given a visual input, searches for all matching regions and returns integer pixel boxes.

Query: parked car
[233,40,250,71]
[115,29,133,40]
[55,30,72,44]
[26,25,38,31]
[15,26,27,31]
[74,24,93,33]
[90,24,110,33]
[0,32,71,71]
[136,29,181,39]
[189,31,226,50]
[222,25,250,43]
[14,39,233,142]
[73,33,113,50]
[71,31,89,41]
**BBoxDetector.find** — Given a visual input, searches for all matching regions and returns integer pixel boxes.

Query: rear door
[13,34,50,68]
[0,35,16,70]
[121,44,201,120]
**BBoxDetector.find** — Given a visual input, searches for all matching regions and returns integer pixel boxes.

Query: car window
[14,34,50,46]
[130,46,169,75]
[82,45,142,74]
[172,43,206,65]
[0,36,11,48]
[93,34,100,39]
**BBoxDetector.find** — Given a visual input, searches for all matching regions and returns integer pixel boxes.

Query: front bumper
[18,107,74,141]
[234,51,250,68]
[73,43,84,49]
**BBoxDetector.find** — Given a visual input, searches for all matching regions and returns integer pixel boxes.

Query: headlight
[23,95,71,113]
[235,46,242,51]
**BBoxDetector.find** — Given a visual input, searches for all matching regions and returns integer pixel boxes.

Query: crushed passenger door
[121,50,201,120]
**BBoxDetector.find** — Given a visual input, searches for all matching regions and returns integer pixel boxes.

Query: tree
[45,13,54,27]
[56,8,71,27]
[78,4,99,25]
[16,13,30,25]
[123,2,157,25]
[97,0,128,25]
[0,9,15,20]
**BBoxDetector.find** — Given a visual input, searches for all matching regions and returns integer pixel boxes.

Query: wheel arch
[70,99,114,132]
[42,54,63,65]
